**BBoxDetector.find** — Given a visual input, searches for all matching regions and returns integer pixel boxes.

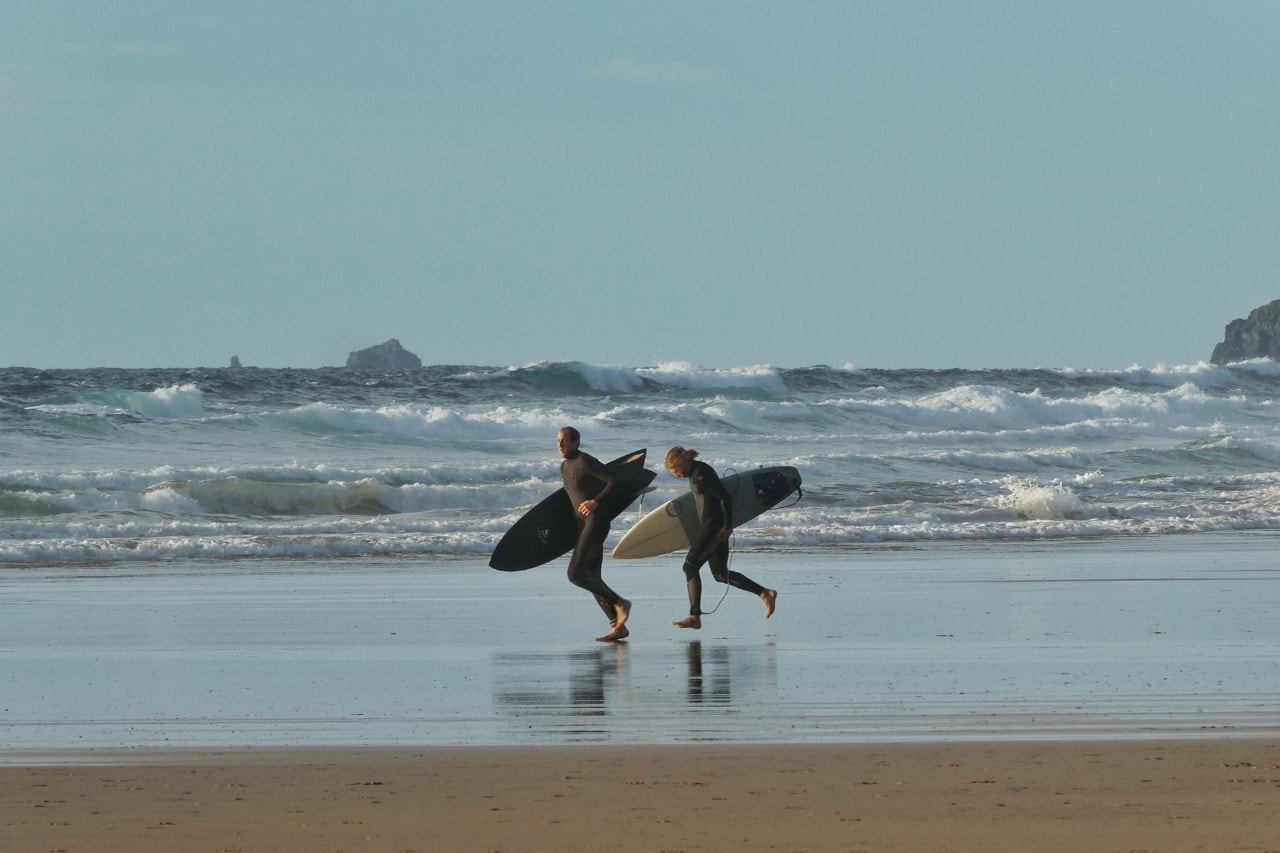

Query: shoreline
[5,740,1280,851]
[5,538,1280,849]
[4,537,1280,755]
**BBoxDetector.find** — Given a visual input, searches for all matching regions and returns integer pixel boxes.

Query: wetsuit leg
[707,540,766,596]
[567,514,622,613]
[593,593,616,623]
[682,556,704,616]
[682,522,721,616]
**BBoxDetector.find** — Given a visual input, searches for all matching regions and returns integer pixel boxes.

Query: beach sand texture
[4,742,1280,852]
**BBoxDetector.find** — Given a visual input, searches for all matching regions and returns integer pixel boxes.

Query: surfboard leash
[697,531,734,617]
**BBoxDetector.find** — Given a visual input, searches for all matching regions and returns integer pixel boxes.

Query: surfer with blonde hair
[664,446,777,629]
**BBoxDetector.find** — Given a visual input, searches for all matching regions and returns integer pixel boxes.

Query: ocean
[5,359,1280,566]
[5,359,1280,751]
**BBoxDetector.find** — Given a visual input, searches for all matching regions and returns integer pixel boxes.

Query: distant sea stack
[1211,300,1280,365]
[345,339,423,370]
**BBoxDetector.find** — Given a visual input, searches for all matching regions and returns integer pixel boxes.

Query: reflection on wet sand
[493,645,630,716]
[8,542,1280,753]
[685,642,731,704]
[492,642,776,735]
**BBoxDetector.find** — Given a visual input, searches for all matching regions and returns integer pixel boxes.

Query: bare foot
[761,589,777,618]
[672,614,702,630]
[596,624,630,642]
[614,598,632,628]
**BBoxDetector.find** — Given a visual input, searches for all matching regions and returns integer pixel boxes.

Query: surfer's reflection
[494,642,758,715]
[685,641,731,704]
[569,645,628,710]
[493,646,628,714]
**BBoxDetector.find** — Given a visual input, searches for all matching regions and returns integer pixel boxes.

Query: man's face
[557,430,579,458]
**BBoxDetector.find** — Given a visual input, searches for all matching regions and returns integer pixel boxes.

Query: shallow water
[3,533,1278,759]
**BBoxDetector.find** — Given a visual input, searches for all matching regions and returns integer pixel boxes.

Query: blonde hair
[665,446,699,469]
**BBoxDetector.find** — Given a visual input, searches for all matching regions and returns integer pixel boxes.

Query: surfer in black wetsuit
[665,446,777,630]
[559,426,632,642]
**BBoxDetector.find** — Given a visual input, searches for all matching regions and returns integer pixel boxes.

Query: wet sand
[4,536,1279,753]
[3,536,1280,849]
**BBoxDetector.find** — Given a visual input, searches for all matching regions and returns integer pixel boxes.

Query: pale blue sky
[3,2,1278,369]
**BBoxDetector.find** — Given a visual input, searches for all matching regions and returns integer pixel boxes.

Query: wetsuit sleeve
[581,453,619,505]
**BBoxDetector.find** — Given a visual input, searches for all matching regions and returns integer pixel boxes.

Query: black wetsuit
[561,449,624,621]
[683,459,765,616]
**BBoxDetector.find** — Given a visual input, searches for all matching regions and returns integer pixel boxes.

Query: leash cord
[696,531,733,616]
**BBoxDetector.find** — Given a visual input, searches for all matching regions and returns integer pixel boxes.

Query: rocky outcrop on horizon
[345,339,422,370]
[1211,300,1280,365]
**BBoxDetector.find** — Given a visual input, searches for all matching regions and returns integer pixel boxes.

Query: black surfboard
[489,449,656,571]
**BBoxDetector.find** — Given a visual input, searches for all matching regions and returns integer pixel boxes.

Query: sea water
[5,360,1280,565]
[4,360,1280,750]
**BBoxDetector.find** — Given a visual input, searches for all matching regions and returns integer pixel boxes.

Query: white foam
[282,402,556,440]
[835,381,1237,436]
[995,478,1091,521]
[635,362,788,392]
[126,384,206,420]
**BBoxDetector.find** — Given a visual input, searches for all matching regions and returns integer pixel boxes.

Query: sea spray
[996,478,1090,521]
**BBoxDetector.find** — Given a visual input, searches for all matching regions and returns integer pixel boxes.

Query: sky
[3,1,1279,370]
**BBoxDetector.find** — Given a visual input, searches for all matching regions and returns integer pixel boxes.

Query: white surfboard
[610,465,802,559]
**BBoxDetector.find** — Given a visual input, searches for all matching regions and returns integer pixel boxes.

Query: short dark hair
[559,426,581,443]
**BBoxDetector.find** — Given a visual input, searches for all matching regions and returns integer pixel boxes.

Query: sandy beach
[3,536,1280,849]
[5,741,1280,852]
